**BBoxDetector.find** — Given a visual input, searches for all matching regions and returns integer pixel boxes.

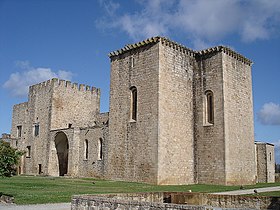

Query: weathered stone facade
[10,37,274,185]
[71,192,280,210]
[255,142,275,183]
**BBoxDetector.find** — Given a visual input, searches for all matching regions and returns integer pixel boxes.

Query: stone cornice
[109,36,252,66]
[197,46,253,66]
[108,36,195,57]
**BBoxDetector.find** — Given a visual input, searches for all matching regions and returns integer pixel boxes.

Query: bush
[0,140,24,177]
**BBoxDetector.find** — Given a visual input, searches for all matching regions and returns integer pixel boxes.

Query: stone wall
[71,193,207,210]
[71,192,280,210]
[194,52,226,185]
[107,43,160,184]
[256,142,275,183]
[222,52,256,185]
[11,78,101,177]
[51,79,100,130]
[157,42,195,185]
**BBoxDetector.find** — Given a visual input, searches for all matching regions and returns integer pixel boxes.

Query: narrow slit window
[34,124,39,136]
[84,139,89,160]
[130,86,137,121]
[38,164,42,174]
[17,125,22,137]
[130,56,135,67]
[205,90,214,124]
[98,138,103,160]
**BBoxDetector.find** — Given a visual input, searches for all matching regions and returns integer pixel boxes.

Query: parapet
[109,36,252,66]
[196,46,252,66]
[108,36,196,58]
[29,78,100,95]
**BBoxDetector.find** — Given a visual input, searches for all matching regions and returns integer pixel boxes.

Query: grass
[0,176,280,204]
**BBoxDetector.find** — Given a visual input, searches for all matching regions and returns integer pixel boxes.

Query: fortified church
[10,37,275,185]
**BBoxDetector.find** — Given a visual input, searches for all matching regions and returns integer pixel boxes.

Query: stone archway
[54,132,69,176]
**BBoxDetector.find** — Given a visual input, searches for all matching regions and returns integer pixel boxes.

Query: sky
[0,0,279,161]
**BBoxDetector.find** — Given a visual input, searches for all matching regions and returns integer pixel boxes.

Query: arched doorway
[54,132,69,176]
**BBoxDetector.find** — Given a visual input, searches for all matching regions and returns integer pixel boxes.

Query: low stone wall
[170,192,280,209]
[71,194,210,210]
[71,192,280,210]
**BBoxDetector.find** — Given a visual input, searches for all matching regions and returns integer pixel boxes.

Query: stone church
[10,37,275,185]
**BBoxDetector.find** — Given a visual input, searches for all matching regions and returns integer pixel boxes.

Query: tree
[0,140,24,177]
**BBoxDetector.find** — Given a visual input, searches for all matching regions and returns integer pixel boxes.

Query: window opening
[98,138,103,160]
[38,164,42,174]
[130,86,137,121]
[205,90,214,124]
[17,125,22,137]
[270,152,272,161]
[27,146,31,158]
[34,124,39,136]
[68,124,72,128]
[84,139,89,160]
[130,56,135,67]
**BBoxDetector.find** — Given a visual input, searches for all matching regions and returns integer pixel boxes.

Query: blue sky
[0,0,280,161]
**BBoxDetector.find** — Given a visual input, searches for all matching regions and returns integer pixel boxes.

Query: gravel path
[0,202,70,210]
[212,186,280,195]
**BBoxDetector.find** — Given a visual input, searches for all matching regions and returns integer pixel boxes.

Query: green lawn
[0,176,280,204]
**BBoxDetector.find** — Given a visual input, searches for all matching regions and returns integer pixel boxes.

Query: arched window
[130,86,137,121]
[84,139,88,160]
[98,138,103,160]
[205,90,214,124]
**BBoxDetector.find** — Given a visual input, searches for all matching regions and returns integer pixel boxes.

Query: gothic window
[270,152,272,161]
[17,125,22,137]
[34,124,39,136]
[27,146,31,158]
[84,139,89,160]
[98,138,103,160]
[205,90,214,124]
[130,86,137,121]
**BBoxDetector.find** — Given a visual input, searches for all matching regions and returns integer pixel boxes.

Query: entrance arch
[54,132,69,176]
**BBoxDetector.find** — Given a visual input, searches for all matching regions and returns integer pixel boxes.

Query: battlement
[109,36,252,66]
[109,36,196,58]
[29,78,100,95]
[197,46,252,66]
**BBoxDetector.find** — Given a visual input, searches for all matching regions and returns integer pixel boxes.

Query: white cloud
[3,61,74,97]
[98,0,120,17]
[97,0,280,47]
[258,102,280,125]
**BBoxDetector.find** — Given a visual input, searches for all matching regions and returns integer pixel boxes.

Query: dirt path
[0,202,70,210]
[212,186,280,195]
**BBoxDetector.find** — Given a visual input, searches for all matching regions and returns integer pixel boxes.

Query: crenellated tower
[11,78,100,175]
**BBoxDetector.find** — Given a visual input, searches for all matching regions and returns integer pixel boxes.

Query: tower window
[98,138,103,160]
[17,125,22,137]
[26,146,31,158]
[34,124,39,136]
[205,90,214,124]
[84,139,89,160]
[130,86,137,121]
[130,56,135,68]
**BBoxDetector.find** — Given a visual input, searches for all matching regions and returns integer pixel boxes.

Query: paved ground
[0,202,70,210]
[212,186,280,195]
